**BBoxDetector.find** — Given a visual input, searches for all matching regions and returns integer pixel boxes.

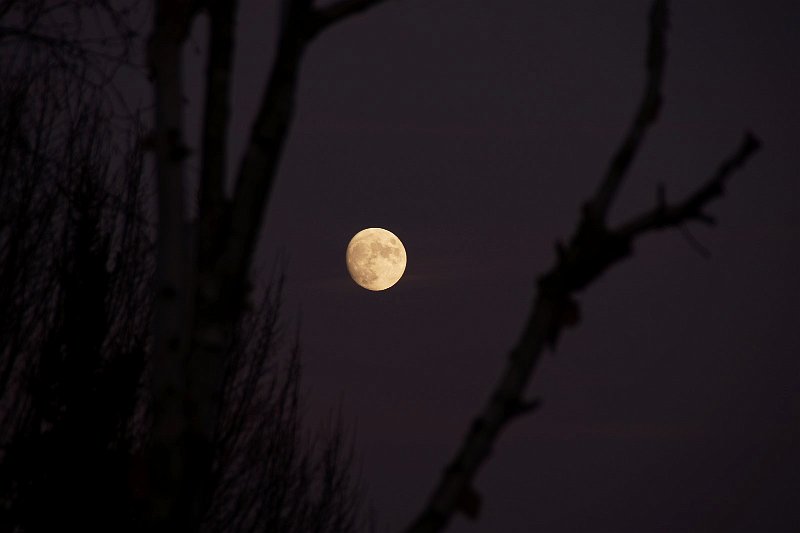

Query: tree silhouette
[0,0,760,532]
[0,2,366,532]
[147,1,760,531]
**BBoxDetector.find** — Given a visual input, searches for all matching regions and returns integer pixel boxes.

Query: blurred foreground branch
[403,1,760,532]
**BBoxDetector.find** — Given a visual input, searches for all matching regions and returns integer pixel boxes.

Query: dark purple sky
[185,1,800,531]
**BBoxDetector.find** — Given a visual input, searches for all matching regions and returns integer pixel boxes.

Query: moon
[346,228,407,291]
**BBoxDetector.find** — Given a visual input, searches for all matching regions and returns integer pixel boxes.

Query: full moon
[346,228,407,291]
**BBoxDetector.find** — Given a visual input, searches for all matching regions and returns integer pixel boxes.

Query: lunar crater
[346,228,407,291]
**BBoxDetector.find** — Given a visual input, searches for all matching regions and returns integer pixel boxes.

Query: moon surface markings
[346,228,407,291]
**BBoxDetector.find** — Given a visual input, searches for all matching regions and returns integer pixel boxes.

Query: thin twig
[590,0,668,221]
[616,133,761,238]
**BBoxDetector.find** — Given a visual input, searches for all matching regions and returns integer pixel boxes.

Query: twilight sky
[182,1,800,531]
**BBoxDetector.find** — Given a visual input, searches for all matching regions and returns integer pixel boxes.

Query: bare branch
[616,132,761,238]
[146,0,204,528]
[589,0,668,221]
[149,0,393,526]
[405,136,761,533]
[404,2,760,532]
[406,299,555,533]
[198,0,238,232]
[213,0,315,308]
[311,0,390,36]
[216,0,396,310]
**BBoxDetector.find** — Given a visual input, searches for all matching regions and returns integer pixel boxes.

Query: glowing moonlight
[346,228,407,291]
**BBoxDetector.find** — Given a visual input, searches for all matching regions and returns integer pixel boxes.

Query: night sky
[182,1,800,531]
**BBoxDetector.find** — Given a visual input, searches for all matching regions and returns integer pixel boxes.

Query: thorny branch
[403,1,760,532]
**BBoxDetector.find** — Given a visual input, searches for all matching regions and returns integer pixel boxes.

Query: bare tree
[205,279,367,533]
[145,1,413,525]
[1,0,760,532]
[145,0,759,531]
[0,56,366,533]
[0,60,151,532]
[0,2,367,532]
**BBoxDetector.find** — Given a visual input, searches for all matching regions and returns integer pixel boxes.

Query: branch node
[744,130,762,152]
[513,397,542,418]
